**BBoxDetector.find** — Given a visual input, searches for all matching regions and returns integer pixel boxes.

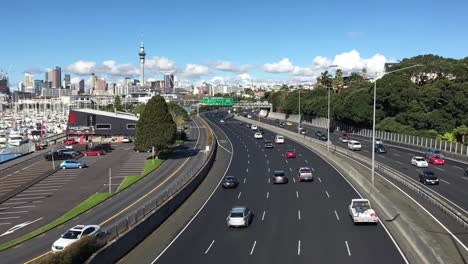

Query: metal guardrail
[239,116,468,231]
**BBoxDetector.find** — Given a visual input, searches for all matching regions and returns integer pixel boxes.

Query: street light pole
[327,86,331,152]
[298,89,301,135]
[371,64,423,187]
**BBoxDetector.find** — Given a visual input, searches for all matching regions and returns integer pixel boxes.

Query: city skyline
[1,0,467,87]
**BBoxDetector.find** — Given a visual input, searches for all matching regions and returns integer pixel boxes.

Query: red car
[65,139,76,146]
[426,154,445,165]
[286,150,297,158]
[82,149,105,156]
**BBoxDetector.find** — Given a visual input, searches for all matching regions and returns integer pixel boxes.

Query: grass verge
[0,192,112,251]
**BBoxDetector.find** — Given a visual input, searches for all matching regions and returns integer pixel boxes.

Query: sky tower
[139,39,146,85]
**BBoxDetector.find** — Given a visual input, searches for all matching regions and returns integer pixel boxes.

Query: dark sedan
[315,131,328,141]
[374,144,386,153]
[419,170,439,185]
[222,176,239,189]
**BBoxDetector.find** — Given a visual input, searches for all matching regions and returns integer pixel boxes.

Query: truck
[349,199,378,224]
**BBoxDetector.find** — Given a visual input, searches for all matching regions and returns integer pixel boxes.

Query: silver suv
[272,170,288,184]
[226,207,252,228]
[298,167,313,182]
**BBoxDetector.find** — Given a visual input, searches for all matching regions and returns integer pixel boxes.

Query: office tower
[79,79,85,94]
[139,40,146,84]
[24,73,34,93]
[34,80,44,95]
[95,79,106,95]
[64,74,71,89]
[164,74,174,93]
[45,66,62,88]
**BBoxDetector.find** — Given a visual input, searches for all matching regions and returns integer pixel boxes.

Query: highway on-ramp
[151,113,406,264]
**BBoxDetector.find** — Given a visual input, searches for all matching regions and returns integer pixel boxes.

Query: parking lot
[0,143,149,242]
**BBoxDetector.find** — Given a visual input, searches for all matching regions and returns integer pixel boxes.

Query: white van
[348,140,361,151]
[275,135,285,144]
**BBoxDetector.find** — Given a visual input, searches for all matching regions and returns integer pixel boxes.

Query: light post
[326,65,339,151]
[297,89,301,135]
[371,64,423,187]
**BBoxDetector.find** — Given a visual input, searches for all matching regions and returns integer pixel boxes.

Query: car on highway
[279,123,285,128]
[220,119,225,123]
[286,150,296,158]
[222,176,239,189]
[60,160,87,169]
[426,154,445,165]
[348,140,362,151]
[257,128,264,134]
[122,137,132,143]
[426,149,444,158]
[251,125,258,131]
[411,156,429,167]
[374,144,386,153]
[82,149,105,156]
[275,119,280,123]
[375,138,383,145]
[339,135,349,143]
[51,225,101,252]
[226,206,252,228]
[246,124,251,128]
[254,132,263,139]
[349,199,378,224]
[419,170,439,185]
[272,170,288,184]
[298,167,313,182]
[275,135,285,144]
[315,131,328,141]
[264,140,274,149]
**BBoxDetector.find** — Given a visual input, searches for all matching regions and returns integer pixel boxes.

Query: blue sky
[2,0,467,86]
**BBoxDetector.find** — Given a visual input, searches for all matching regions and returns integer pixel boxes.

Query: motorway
[152,113,406,264]
[0,116,208,264]
[256,114,468,246]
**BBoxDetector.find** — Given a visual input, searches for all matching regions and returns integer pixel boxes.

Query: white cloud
[97,60,139,77]
[183,64,211,78]
[208,61,253,73]
[146,56,177,73]
[70,77,81,84]
[23,67,43,75]
[263,58,294,73]
[66,60,96,75]
[331,50,387,75]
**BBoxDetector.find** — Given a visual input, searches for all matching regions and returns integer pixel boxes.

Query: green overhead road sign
[202,97,233,106]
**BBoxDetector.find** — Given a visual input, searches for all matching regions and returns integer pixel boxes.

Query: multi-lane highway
[152,113,406,264]
[0,116,208,264]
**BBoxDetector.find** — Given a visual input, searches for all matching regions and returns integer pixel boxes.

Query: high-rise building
[18,82,25,93]
[64,74,71,89]
[94,79,106,95]
[0,73,9,94]
[79,79,85,94]
[139,40,146,84]
[164,74,174,93]
[24,73,34,93]
[34,80,44,95]
[45,66,62,88]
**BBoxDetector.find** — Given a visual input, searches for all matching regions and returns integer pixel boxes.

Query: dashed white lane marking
[250,241,257,255]
[268,178,271,183]
[0,211,28,215]
[395,161,402,164]
[262,211,266,221]
[334,210,340,221]
[298,240,301,255]
[393,153,400,157]
[243,178,247,184]
[296,191,299,199]
[285,160,288,164]
[440,179,450,184]
[310,167,315,172]
[454,166,463,170]
[237,192,242,199]
[461,178,468,182]
[246,168,249,173]
[299,153,302,157]
[205,240,215,254]
[268,168,270,172]
[305,160,308,163]
[325,190,330,198]
[248,160,250,164]
[298,210,301,220]
[265,154,267,158]
[266,192,269,199]
[318,177,322,183]
[0,217,20,220]
[435,167,445,172]
[248,154,250,158]
[345,241,351,256]
[290,168,292,172]
[267,160,269,164]
[293,177,296,183]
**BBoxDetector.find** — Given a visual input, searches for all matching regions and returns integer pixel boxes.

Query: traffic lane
[0,117,205,264]
[207,118,401,263]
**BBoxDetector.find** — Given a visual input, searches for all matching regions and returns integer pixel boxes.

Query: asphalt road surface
[152,113,406,264]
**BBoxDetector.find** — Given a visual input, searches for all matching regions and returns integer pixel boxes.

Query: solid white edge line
[151,115,234,264]
[204,240,215,254]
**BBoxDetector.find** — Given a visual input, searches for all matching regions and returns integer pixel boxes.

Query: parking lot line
[0,217,20,220]
[0,211,28,215]
[9,197,45,200]
[17,193,53,197]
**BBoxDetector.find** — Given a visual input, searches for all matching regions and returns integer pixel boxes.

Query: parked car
[426,154,445,165]
[298,167,313,182]
[411,156,428,167]
[58,149,81,157]
[374,144,386,153]
[93,144,112,152]
[35,144,46,151]
[51,225,101,252]
[82,149,105,156]
[419,170,439,185]
[279,123,285,128]
[222,176,239,189]
[60,160,87,169]
[122,137,132,143]
[286,150,296,158]
[65,139,76,146]
[272,170,288,184]
[226,207,252,228]
[275,119,280,123]
[44,151,73,161]
[264,140,274,149]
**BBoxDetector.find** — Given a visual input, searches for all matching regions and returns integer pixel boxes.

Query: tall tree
[135,95,176,154]
[114,96,123,111]
[316,71,333,88]
[332,69,345,94]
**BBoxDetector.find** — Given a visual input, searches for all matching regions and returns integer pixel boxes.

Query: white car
[411,156,428,167]
[122,137,132,143]
[247,114,252,119]
[254,132,263,139]
[349,199,378,224]
[348,140,362,151]
[51,225,101,252]
[275,135,285,144]
[226,207,252,227]
[251,125,258,130]
[298,167,313,181]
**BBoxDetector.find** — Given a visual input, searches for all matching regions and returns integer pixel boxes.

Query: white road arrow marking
[0,217,43,237]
